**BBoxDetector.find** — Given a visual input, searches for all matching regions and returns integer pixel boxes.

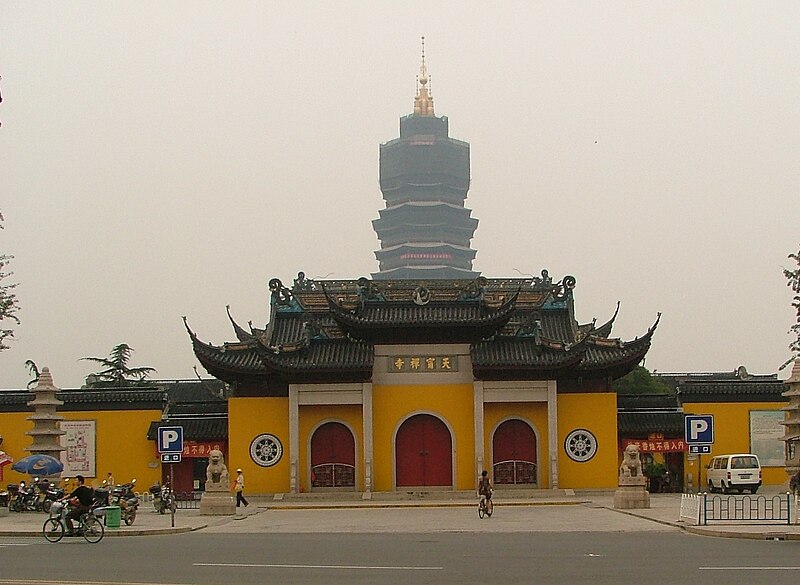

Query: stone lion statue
[619,444,643,477]
[206,449,230,489]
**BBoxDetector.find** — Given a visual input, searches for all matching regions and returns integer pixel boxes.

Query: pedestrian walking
[234,468,248,507]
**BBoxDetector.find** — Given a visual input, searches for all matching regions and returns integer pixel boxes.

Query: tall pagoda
[372,38,479,280]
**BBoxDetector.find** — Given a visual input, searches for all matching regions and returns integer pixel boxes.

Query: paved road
[2,529,800,585]
[1,492,800,584]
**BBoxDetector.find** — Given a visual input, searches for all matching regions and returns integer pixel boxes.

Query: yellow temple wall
[557,393,618,489]
[0,409,162,489]
[1,412,42,485]
[371,383,475,491]
[683,402,787,488]
[228,397,290,494]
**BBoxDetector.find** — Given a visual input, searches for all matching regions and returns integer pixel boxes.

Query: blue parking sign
[684,415,714,445]
[157,426,184,453]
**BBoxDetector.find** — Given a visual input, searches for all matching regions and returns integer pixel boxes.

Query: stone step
[273,488,575,502]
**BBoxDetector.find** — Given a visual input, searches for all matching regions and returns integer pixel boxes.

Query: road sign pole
[698,454,702,492]
[170,463,175,528]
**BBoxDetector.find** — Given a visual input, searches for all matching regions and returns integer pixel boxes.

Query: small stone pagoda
[25,367,66,462]
[781,359,800,477]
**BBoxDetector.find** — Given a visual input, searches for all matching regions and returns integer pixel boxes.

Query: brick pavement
[1,490,798,540]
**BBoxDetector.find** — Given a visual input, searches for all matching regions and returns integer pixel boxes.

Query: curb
[682,526,800,540]
[0,525,203,538]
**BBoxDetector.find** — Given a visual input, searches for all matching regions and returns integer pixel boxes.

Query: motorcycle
[34,478,66,512]
[110,479,139,525]
[9,481,41,512]
[41,485,64,513]
[6,484,21,511]
[149,482,175,515]
[93,483,110,507]
[17,481,35,512]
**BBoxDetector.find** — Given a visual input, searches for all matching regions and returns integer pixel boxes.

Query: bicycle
[42,501,104,543]
[478,493,493,518]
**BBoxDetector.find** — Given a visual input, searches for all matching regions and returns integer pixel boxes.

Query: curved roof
[187,275,657,391]
[325,290,517,343]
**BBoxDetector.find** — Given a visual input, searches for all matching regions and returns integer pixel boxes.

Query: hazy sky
[1,2,798,390]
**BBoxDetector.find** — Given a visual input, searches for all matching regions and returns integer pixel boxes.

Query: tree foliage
[783,245,800,370]
[0,211,20,351]
[81,343,156,387]
[25,360,40,389]
[612,365,673,395]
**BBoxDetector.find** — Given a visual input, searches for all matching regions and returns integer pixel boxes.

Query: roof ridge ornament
[269,278,302,312]
[357,277,384,306]
[533,269,553,286]
[552,275,577,301]
[459,276,488,301]
[292,271,316,291]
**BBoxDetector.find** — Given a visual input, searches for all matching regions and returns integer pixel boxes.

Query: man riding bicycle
[61,475,94,536]
[478,470,493,504]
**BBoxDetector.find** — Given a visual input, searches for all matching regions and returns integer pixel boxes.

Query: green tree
[81,343,156,386]
[24,359,39,389]
[612,365,673,395]
[0,211,20,351]
[782,245,800,370]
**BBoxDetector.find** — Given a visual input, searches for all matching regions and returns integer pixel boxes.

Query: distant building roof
[656,366,787,403]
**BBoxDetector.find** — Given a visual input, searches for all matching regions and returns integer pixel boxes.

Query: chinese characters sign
[61,420,96,477]
[389,355,458,373]
[621,438,687,453]
[181,441,226,458]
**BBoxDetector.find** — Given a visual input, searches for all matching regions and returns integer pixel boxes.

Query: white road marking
[700,566,800,570]
[194,561,443,570]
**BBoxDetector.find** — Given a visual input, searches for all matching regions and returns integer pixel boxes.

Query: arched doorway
[395,414,452,488]
[492,419,537,485]
[310,422,355,488]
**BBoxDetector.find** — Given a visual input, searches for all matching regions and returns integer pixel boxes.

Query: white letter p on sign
[689,419,708,440]
[163,430,179,449]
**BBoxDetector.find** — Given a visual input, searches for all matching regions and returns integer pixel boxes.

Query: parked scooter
[10,480,41,512]
[42,485,64,513]
[93,483,111,507]
[110,479,139,525]
[40,479,65,513]
[149,482,175,515]
[6,484,21,511]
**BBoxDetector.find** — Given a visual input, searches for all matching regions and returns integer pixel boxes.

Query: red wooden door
[396,414,452,487]
[492,419,537,485]
[311,422,355,488]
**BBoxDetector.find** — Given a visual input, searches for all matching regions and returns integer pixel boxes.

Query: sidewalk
[1,490,799,540]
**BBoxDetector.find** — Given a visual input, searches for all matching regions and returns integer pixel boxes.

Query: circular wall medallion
[564,429,597,462]
[249,433,283,467]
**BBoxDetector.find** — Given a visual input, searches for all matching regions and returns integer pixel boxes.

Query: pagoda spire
[413,36,435,116]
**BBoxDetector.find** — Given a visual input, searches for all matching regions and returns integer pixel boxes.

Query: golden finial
[413,36,434,116]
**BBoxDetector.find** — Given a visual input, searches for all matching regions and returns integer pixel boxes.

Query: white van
[706,453,761,494]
